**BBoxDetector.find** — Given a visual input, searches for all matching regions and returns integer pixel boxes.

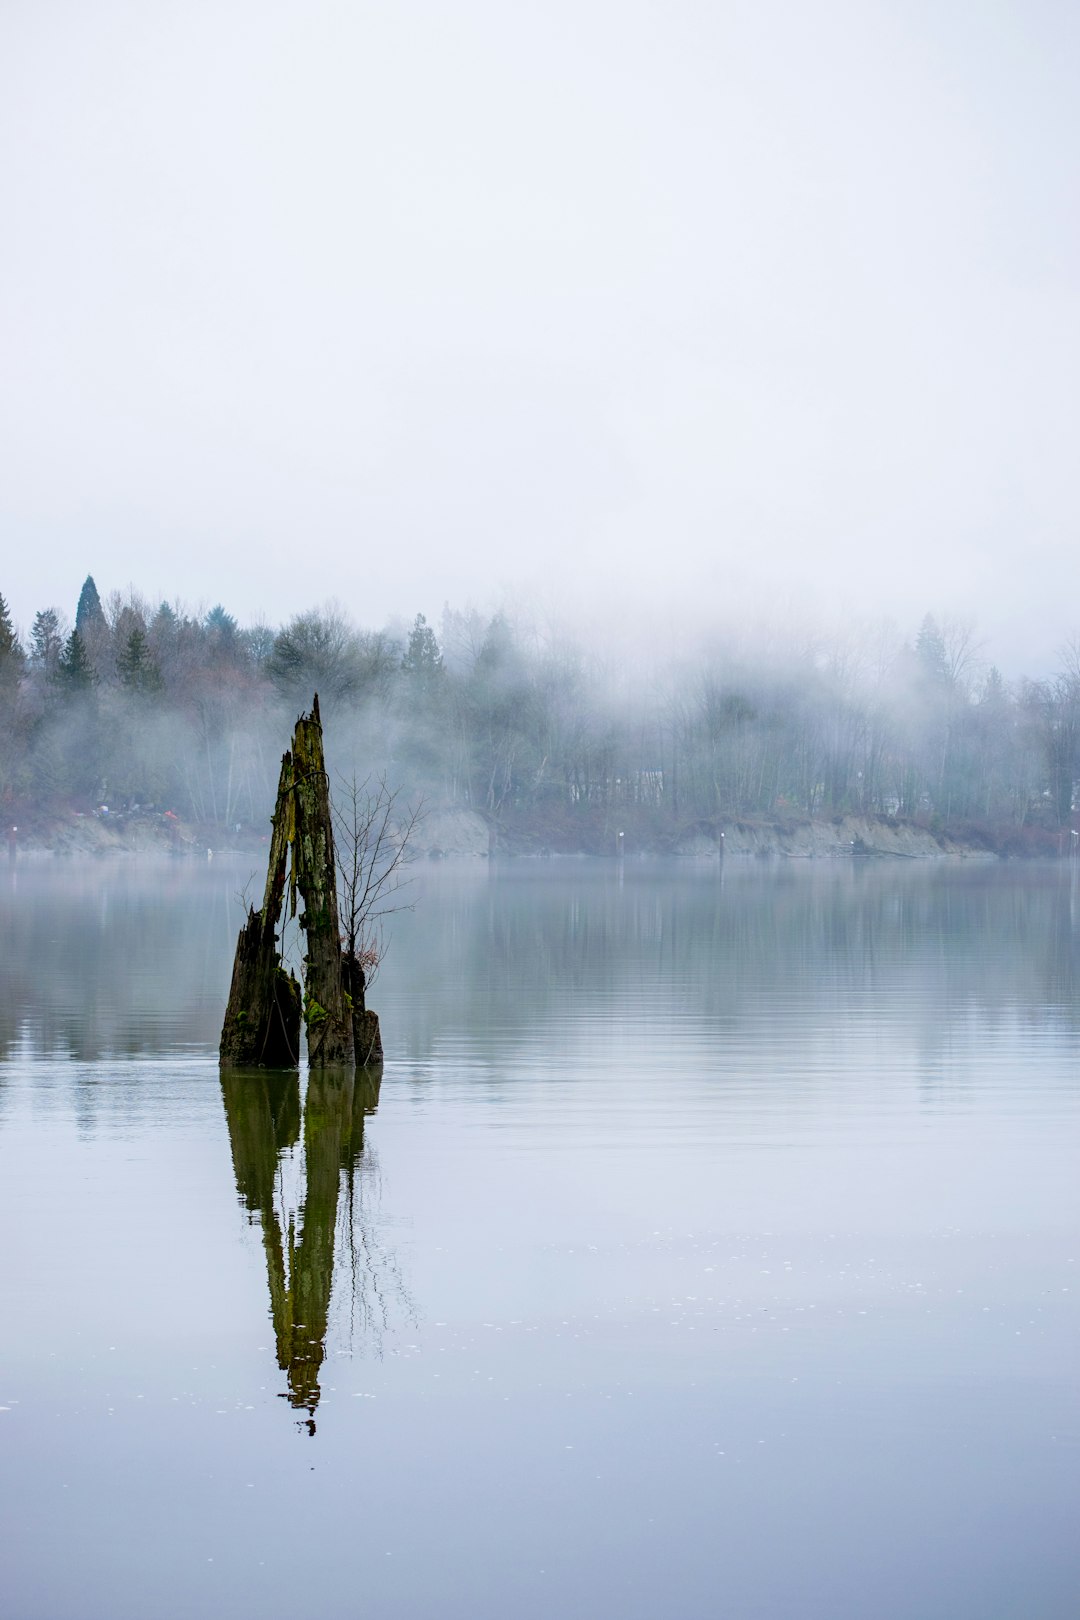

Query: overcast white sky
[2,0,1077,673]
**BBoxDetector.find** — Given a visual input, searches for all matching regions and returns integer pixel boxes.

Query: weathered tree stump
[345,950,383,1065]
[219,909,302,1067]
[220,751,302,1067]
[353,1006,383,1066]
[290,700,353,1066]
[220,695,375,1069]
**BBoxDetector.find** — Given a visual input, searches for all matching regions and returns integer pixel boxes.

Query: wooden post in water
[221,695,380,1069]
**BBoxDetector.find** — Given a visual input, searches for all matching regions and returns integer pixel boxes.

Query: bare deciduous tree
[333,773,423,1004]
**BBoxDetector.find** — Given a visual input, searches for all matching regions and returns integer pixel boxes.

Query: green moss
[304,991,328,1025]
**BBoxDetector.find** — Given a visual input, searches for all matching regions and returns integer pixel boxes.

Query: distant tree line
[1,578,1078,849]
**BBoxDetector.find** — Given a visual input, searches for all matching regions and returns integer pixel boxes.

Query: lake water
[1,857,1078,1620]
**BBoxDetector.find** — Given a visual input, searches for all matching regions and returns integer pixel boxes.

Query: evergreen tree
[30,608,64,678]
[58,629,95,691]
[205,604,238,641]
[0,593,24,690]
[915,614,949,687]
[401,613,444,692]
[148,601,181,684]
[0,594,26,803]
[204,604,244,672]
[117,626,162,695]
[75,576,106,639]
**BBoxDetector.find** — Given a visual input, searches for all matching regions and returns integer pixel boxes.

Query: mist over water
[2,859,1078,1618]
[3,1,1080,1612]
[4,584,1080,866]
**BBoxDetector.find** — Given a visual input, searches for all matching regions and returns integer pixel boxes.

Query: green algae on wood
[219,749,302,1067]
[288,697,354,1065]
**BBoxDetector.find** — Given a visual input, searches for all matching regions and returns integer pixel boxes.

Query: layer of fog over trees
[1,577,1079,850]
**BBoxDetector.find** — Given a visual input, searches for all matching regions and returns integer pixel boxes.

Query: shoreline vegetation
[2,578,1079,864]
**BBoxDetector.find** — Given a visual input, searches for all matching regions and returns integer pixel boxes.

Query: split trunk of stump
[219,695,381,1068]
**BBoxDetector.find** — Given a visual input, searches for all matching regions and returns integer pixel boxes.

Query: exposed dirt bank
[671,815,987,860]
[6,808,266,860]
[6,806,1054,862]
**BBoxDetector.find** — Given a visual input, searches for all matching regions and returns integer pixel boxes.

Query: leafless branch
[235,870,259,915]
[332,773,424,987]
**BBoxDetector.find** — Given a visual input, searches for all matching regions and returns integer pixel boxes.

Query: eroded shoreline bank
[5,804,1022,862]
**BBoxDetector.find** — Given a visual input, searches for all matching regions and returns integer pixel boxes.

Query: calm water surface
[1,857,1078,1619]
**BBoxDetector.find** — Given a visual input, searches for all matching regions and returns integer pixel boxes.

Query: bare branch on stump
[333,772,423,1066]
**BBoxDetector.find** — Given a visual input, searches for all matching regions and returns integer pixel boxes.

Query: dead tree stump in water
[219,751,302,1067]
[221,695,381,1069]
[290,699,353,1066]
[346,948,383,1065]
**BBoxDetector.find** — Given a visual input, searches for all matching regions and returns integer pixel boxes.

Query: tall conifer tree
[58,629,95,691]
[0,593,24,689]
[75,576,106,638]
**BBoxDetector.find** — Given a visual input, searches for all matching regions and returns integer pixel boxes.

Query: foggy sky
[2,1,1078,674]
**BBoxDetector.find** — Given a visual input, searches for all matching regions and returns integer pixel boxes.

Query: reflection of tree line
[389,867,1080,1063]
[220,1063,407,1435]
[0,866,234,1062]
[4,864,1080,1073]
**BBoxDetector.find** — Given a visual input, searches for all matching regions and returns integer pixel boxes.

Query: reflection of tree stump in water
[220,1069,300,1212]
[220,1061,383,1435]
[351,1064,383,1148]
[282,1067,353,1427]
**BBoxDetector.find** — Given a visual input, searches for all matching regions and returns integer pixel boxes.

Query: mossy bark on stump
[291,698,354,1067]
[345,950,383,1065]
[219,752,302,1067]
[353,1007,383,1065]
[219,912,302,1067]
[221,695,383,1070]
